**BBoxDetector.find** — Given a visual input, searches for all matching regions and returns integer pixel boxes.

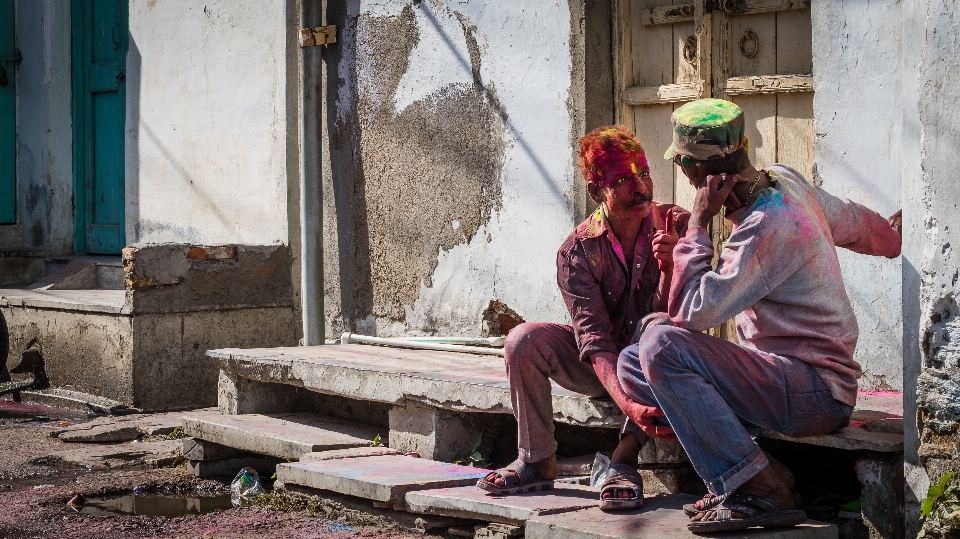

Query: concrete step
[275,454,488,505]
[405,483,599,525]
[182,411,382,459]
[525,495,837,539]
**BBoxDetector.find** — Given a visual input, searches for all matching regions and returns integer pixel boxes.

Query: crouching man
[476,126,688,509]
[616,99,902,533]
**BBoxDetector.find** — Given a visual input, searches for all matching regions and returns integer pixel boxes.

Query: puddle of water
[0,400,94,427]
[76,493,234,518]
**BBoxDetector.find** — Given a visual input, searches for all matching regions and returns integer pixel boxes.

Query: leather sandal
[476,458,554,496]
[687,493,807,533]
[599,464,644,511]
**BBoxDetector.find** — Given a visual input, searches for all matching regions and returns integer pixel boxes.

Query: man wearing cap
[477,126,688,509]
[614,98,902,532]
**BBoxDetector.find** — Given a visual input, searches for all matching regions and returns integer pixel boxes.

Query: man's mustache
[630,194,653,205]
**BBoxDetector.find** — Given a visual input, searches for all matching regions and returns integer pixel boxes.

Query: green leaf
[369,434,383,447]
[922,471,955,517]
[470,451,482,461]
[270,472,277,480]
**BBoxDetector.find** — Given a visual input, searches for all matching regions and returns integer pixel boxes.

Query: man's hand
[591,352,677,441]
[888,209,902,235]
[619,399,678,441]
[690,174,739,228]
[653,208,680,273]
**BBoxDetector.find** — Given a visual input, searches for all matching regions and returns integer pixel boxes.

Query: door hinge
[299,25,336,48]
[0,48,23,64]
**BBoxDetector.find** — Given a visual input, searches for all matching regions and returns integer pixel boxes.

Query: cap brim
[663,145,678,160]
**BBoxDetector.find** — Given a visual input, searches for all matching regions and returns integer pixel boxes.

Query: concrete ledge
[276,455,489,505]
[405,484,599,524]
[210,344,623,427]
[182,411,381,459]
[525,496,838,539]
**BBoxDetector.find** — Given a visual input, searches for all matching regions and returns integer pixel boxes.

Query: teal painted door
[73,0,127,253]
[0,0,15,224]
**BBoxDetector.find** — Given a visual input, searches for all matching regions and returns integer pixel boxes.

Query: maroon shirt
[557,203,686,361]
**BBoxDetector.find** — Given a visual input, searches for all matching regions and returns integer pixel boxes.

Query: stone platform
[182,411,381,459]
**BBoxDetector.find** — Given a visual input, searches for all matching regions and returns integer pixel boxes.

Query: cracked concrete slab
[525,495,838,539]
[276,455,489,505]
[300,447,403,461]
[53,410,203,442]
[211,344,623,427]
[39,439,183,470]
[182,411,380,459]
[405,484,599,524]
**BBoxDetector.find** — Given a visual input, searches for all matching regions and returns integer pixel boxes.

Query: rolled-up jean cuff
[705,445,769,495]
[620,417,650,445]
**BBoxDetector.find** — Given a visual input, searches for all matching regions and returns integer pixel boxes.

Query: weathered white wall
[812,1,904,390]
[324,0,584,337]
[126,0,296,245]
[8,0,73,254]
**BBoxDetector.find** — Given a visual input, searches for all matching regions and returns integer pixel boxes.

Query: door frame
[0,0,17,225]
[71,0,128,254]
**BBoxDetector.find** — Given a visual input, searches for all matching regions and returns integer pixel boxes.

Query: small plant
[368,434,383,447]
[454,432,486,468]
[162,426,186,440]
[920,471,960,537]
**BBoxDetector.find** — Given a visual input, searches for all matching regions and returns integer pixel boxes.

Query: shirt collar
[726,168,781,225]
[576,207,610,240]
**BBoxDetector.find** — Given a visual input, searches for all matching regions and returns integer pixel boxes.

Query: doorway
[0,0,15,225]
[72,0,128,254]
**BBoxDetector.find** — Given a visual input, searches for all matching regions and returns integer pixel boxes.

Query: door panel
[73,0,127,254]
[0,0,15,224]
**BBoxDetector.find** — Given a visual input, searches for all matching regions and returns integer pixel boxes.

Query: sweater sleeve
[808,181,901,259]
[668,214,808,331]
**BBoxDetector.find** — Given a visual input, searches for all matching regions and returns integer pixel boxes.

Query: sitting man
[616,98,902,533]
[477,125,687,509]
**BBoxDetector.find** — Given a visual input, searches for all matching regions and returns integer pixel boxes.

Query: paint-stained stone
[182,412,380,460]
[300,447,403,461]
[275,455,488,505]
[405,484,599,524]
[525,496,838,539]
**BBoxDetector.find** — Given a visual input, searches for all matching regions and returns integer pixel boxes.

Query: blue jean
[618,319,853,495]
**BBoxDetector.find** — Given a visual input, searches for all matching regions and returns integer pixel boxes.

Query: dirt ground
[0,401,427,539]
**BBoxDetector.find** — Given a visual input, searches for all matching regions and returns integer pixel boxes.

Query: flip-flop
[683,493,723,517]
[476,458,554,496]
[687,493,807,533]
[599,464,644,511]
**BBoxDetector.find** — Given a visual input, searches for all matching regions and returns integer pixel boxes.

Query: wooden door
[614,0,814,339]
[72,0,128,254]
[0,0,15,225]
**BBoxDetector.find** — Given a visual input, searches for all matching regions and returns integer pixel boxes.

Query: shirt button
[607,292,612,295]
[636,264,641,268]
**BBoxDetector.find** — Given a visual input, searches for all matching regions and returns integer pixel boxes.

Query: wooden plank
[631,1,675,87]
[638,3,694,25]
[695,0,712,97]
[711,9,732,97]
[776,92,815,180]
[776,8,812,74]
[623,82,701,105]
[731,11,776,77]
[724,74,813,94]
[737,0,810,16]
[612,0,632,125]
[730,94,777,168]
[634,104,675,204]
[674,20,698,84]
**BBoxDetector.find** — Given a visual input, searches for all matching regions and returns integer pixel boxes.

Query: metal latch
[299,25,336,48]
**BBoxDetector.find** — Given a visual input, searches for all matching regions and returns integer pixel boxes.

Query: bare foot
[602,434,643,500]
[690,456,795,522]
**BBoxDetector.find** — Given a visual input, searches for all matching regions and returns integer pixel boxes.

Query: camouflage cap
[663,98,746,161]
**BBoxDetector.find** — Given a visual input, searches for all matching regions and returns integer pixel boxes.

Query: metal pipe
[390,336,506,347]
[340,333,505,357]
[299,0,324,345]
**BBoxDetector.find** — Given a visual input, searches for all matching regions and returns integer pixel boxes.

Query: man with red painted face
[476,126,689,510]
[614,99,902,533]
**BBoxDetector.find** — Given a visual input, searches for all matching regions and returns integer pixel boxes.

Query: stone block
[389,404,481,462]
[405,484,598,524]
[275,455,489,505]
[300,447,403,461]
[558,453,603,476]
[638,467,702,496]
[855,455,905,539]
[639,438,688,464]
[181,438,246,461]
[186,456,282,478]
[59,426,141,443]
[525,495,838,539]
[182,411,380,459]
[475,523,523,539]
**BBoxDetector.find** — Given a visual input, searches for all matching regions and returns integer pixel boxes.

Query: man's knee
[504,322,553,369]
[636,324,688,374]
